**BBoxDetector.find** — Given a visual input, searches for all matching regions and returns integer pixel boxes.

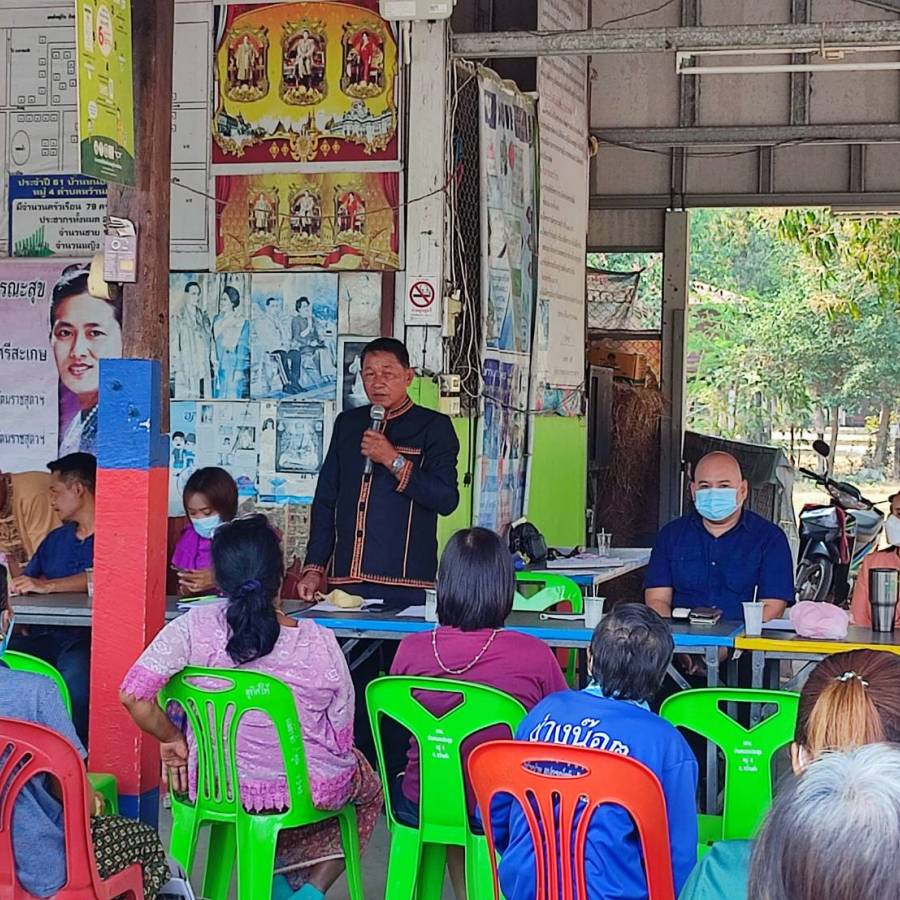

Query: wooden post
[107,0,174,394]
[89,0,174,825]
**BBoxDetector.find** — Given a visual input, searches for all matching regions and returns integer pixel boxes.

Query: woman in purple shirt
[171,467,238,596]
[390,527,568,897]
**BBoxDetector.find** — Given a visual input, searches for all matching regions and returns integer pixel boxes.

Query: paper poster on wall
[214,171,400,272]
[169,272,253,400]
[168,400,200,514]
[8,174,106,257]
[474,352,529,535]
[0,264,60,471]
[404,274,441,326]
[168,399,261,510]
[258,399,331,503]
[0,258,123,469]
[250,272,337,401]
[339,272,382,335]
[337,335,372,413]
[478,70,537,355]
[211,1,399,168]
[76,0,136,184]
[534,0,589,398]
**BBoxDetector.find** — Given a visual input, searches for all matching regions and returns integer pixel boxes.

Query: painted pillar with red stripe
[90,358,169,824]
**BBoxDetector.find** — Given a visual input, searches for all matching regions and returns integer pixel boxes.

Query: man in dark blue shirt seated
[9,452,96,742]
[645,451,793,623]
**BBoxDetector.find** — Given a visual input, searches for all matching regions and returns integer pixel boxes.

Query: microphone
[364,404,386,475]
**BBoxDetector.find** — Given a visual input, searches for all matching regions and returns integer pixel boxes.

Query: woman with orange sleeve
[850,491,900,628]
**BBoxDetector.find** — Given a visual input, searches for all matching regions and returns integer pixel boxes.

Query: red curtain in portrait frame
[378,172,399,254]
[214,177,233,258]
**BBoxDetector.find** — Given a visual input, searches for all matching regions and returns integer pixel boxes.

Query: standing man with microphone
[299,337,460,607]
[298,337,460,765]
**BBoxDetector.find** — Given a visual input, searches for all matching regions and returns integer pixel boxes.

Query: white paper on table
[309,599,384,614]
[545,556,629,570]
[762,618,795,632]
[395,605,426,618]
[176,595,226,611]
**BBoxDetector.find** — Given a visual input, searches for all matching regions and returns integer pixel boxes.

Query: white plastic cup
[425,589,437,623]
[584,596,605,630]
[596,531,612,558]
[86,568,94,600]
[743,601,764,637]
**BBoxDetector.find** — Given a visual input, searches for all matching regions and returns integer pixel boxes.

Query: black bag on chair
[508,518,548,565]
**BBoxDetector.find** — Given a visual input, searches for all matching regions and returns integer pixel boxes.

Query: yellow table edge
[736,635,900,656]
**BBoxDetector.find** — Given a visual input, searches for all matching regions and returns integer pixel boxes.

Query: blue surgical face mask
[192,514,222,540]
[694,487,739,522]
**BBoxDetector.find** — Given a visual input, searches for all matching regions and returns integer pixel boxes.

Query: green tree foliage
[688,209,899,468]
[779,208,900,305]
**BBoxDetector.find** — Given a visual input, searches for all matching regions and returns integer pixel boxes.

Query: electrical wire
[446,60,485,403]
[522,0,679,39]
[169,173,452,225]
[595,0,679,29]
[596,135,821,159]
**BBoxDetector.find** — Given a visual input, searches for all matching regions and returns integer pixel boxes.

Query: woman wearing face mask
[172,467,238,597]
[849,491,900,629]
[678,647,900,900]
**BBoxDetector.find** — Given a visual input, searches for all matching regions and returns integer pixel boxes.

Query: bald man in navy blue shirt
[645,452,793,623]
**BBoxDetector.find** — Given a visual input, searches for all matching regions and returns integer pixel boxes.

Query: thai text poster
[478,69,537,355]
[0,260,80,470]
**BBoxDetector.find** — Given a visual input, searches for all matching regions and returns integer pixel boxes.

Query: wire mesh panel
[588,337,662,384]
[447,61,482,410]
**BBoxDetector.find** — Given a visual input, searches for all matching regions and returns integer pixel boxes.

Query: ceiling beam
[589,191,900,210]
[451,20,900,58]
[592,123,900,147]
[856,0,900,13]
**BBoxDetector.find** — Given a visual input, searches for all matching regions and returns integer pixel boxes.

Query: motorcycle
[795,440,884,604]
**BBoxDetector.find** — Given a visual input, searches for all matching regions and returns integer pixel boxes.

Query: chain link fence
[446,62,483,411]
[588,336,662,384]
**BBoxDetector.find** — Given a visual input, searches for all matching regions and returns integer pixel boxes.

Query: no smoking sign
[404,274,441,326]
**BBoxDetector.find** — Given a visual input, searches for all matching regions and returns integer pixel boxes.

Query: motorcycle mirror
[812,439,831,458]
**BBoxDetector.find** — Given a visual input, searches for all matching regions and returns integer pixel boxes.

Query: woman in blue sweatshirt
[489,603,699,899]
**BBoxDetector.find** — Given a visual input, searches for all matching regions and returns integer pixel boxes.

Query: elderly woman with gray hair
[750,743,900,900]
[679,648,900,900]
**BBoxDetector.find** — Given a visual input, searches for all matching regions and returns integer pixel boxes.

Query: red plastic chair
[467,740,676,900]
[0,717,144,900]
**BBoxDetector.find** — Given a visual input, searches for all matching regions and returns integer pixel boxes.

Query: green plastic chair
[660,687,799,848]
[366,675,527,900]
[161,666,364,900]
[3,650,119,815]
[514,572,584,685]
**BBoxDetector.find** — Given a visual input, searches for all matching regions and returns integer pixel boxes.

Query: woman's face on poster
[52,292,123,401]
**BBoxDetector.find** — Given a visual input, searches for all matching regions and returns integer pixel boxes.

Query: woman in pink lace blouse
[120,516,382,900]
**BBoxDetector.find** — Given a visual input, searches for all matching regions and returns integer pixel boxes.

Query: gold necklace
[431,626,499,675]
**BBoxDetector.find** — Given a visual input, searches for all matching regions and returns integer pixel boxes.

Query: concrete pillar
[90,359,168,824]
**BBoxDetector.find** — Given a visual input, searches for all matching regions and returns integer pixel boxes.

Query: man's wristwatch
[390,455,406,476]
